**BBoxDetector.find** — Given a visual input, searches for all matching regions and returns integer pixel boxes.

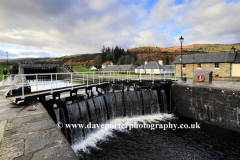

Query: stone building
[173,47,240,77]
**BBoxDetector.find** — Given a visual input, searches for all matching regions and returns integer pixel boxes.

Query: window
[137,69,140,73]
[182,64,186,69]
[151,69,154,73]
[197,63,201,68]
[215,63,219,68]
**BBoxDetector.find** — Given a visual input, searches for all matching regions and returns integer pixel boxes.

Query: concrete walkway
[177,78,240,89]
[0,85,78,160]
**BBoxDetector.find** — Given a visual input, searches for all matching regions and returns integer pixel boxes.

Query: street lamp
[192,57,195,76]
[179,36,184,80]
[6,52,8,65]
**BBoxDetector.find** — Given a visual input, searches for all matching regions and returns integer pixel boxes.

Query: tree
[135,58,144,65]
[165,56,169,65]
[93,55,102,66]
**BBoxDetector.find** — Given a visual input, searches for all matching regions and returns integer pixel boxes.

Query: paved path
[0,85,78,160]
[176,78,240,89]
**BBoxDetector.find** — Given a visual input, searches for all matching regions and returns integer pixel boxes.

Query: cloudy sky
[0,0,239,59]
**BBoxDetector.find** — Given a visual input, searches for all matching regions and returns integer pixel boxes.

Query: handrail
[3,71,176,98]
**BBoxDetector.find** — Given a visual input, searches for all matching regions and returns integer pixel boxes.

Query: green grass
[0,65,11,82]
[73,79,83,83]
[72,66,92,72]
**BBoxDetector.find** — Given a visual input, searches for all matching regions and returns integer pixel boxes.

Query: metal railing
[2,71,176,99]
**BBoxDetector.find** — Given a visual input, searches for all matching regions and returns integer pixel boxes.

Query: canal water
[74,115,240,160]
[29,79,240,159]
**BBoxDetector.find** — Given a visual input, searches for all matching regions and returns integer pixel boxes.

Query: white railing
[2,71,176,99]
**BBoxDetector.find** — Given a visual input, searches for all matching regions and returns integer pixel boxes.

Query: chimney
[231,46,236,53]
[145,61,148,65]
[158,60,163,65]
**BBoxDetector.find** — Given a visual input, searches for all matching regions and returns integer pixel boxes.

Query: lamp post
[192,57,195,76]
[179,36,184,80]
[6,52,8,65]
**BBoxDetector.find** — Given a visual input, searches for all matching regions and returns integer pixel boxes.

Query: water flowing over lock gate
[42,88,170,148]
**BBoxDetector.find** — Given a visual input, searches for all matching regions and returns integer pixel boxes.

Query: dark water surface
[77,116,240,160]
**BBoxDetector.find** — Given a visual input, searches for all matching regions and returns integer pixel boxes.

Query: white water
[72,113,175,154]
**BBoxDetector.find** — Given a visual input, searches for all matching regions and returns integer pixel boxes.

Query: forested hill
[129,43,240,65]
[1,43,239,66]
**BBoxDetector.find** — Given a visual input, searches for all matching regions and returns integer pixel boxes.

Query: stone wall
[0,102,78,160]
[175,63,231,77]
[171,83,240,132]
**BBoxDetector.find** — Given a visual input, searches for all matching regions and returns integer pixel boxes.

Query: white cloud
[173,0,240,45]
[0,0,239,59]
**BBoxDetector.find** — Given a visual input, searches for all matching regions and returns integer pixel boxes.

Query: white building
[135,60,174,74]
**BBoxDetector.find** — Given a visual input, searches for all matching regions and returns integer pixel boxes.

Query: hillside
[1,43,239,66]
[0,53,99,66]
[128,43,240,64]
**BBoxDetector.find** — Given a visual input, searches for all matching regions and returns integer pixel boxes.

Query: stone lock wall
[171,83,240,132]
[175,63,231,77]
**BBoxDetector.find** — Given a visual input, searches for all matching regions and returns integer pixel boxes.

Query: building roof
[136,65,144,69]
[162,65,174,71]
[104,64,135,71]
[234,53,240,63]
[102,61,112,65]
[173,52,240,64]
[144,62,162,69]
[135,62,174,71]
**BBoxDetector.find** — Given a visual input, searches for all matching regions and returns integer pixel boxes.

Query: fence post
[153,72,154,82]
[83,73,84,84]
[36,74,38,91]
[175,68,176,81]
[51,73,53,93]
[99,71,100,85]
[129,71,130,81]
[21,75,25,99]
[118,71,119,81]
[71,72,73,90]
[140,71,141,82]
[87,73,88,87]
[10,75,12,95]
[113,71,115,83]
[164,70,165,81]
[56,73,57,88]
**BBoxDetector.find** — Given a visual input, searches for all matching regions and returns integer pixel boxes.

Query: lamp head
[179,36,184,43]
